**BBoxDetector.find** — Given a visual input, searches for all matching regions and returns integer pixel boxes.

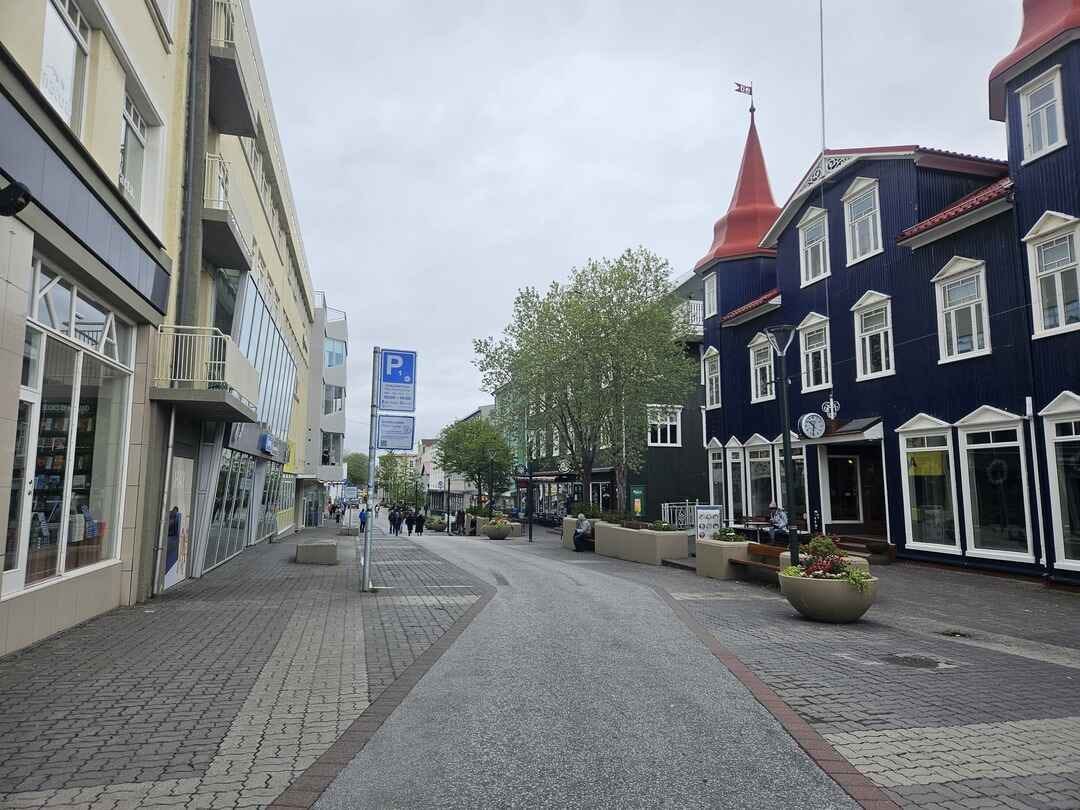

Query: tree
[376,453,425,508]
[434,418,514,513]
[344,452,369,486]
[475,247,697,513]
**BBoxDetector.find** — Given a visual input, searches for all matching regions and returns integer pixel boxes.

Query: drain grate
[882,653,959,670]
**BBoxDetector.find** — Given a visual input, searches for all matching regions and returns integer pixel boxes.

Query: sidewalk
[0,522,485,810]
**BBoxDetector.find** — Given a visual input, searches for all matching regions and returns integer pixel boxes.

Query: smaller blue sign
[378,349,417,412]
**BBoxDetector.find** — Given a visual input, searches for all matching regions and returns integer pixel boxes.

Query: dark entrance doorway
[823,442,887,539]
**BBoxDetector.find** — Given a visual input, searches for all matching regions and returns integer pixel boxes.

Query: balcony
[150,325,260,422]
[675,298,705,340]
[208,0,256,137]
[202,154,253,272]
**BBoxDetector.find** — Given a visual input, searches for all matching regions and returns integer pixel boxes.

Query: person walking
[414,512,426,536]
[359,505,368,533]
[404,510,416,536]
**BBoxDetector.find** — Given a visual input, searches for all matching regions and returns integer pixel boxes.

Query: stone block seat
[295,540,339,565]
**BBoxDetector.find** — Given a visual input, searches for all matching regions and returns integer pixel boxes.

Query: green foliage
[650,520,679,532]
[843,567,874,592]
[805,535,841,559]
[344,452,369,486]
[427,516,447,531]
[475,247,698,511]
[781,565,802,577]
[376,453,424,508]
[713,527,742,541]
[434,418,514,502]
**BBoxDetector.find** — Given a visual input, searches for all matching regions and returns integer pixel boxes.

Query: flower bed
[779,535,878,623]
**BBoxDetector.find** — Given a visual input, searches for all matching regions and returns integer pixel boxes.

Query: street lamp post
[765,324,800,566]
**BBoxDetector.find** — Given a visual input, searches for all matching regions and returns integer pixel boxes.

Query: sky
[252,0,1022,454]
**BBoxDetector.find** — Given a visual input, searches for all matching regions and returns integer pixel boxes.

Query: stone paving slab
[507,534,1080,810]
[0,524,484,810]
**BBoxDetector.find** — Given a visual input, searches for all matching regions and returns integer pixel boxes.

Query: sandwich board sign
[378,349,416,412]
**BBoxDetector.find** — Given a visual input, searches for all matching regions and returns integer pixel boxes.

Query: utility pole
[361,347,380,591]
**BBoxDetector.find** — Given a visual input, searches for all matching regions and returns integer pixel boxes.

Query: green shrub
[805,535,840,559]
[712,527,742,541]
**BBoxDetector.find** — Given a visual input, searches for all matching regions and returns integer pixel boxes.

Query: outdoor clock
[798,412,827,439]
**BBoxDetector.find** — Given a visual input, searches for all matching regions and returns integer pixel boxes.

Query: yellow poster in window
[909,451,945,476]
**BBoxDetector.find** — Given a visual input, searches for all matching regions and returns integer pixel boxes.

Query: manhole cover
[882,653,959,670]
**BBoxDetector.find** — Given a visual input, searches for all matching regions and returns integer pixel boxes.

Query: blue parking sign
[378,349,416,412]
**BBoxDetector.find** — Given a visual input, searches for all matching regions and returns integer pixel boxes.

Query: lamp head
[765,324,796,357]
[0,182,31,217]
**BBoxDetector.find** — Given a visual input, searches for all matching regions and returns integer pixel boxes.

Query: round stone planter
[779,573,878,623]
[484,523,512,540]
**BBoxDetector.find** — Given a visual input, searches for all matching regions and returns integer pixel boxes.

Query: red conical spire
[694,108,781,272]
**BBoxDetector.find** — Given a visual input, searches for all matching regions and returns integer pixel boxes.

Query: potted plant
[779,536,878,623]
[484,516,512,540]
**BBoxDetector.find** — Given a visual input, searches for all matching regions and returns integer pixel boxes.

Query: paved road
[316,534,854,810]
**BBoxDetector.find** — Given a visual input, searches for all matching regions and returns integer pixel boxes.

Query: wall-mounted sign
[630,485,645,517]
[798,413,827,439]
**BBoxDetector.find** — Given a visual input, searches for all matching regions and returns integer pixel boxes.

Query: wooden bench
[729,542,785,582]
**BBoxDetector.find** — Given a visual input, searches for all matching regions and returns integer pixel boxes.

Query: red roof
[694,109,780,272]
[720,288,780,323]
[989,0,1080,121]
[898,177,1014,242]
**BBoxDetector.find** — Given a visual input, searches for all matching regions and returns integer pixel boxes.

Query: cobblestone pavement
[0,523,482,810]
[510,530,1080,809]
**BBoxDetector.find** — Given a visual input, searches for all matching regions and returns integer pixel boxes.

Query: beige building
[0,0,324,656]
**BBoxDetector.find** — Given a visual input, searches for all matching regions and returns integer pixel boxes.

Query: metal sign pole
[361,346,380,592]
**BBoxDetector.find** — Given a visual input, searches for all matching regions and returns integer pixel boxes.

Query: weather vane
[734,81,754,113]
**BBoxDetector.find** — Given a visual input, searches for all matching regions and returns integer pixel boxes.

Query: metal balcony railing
[204,152,233,212]
[210,0,238,48]
[154,325,259,411]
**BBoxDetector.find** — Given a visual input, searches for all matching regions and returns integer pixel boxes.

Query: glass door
[2,397,40,594]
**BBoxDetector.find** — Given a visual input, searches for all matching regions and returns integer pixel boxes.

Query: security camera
[0,182,32,217]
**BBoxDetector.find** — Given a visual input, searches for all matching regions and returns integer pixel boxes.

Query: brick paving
[516,532,1080,810]
[0,524,483,809]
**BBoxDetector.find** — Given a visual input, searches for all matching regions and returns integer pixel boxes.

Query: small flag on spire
[734,82,753,95]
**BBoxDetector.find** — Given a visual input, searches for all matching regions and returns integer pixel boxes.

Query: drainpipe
[151,406,177,596]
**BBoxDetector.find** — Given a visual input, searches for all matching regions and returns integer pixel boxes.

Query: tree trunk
[581,459,593,507]
[615,462,627,515]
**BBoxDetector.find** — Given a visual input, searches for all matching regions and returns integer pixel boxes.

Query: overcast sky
[253,0,1021,454]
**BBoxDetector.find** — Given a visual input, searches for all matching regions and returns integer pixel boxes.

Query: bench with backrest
[728,542,785,582]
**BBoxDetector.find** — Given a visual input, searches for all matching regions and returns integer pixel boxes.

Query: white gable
[702,345,719,359]
[797,205,826,228]
[747,331,771,348]
[1022,210,1079,242]
[1039,390,1080,417]
[724,435,743,449]
[850,289,891,311]
[931,256,985,283]
[895,413,952,433]
[955,404,1024,427]
[797,311,829,330]
[707,437,724,450]
[772,431,800,444]
[841,176,877,201]
[744,432,771,446]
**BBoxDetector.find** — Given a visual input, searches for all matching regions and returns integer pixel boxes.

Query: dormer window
[1019,66,1066,164]
[798,207,830,287]
[843,177,882,265]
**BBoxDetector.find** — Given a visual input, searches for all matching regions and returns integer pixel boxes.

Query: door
[2,396,41,594]
[162,454,194,590]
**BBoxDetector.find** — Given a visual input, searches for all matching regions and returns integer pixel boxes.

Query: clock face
[557,458,572,473]
[799,413,826,439]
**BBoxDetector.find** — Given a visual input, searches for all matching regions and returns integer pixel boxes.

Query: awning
[801,416,884,445]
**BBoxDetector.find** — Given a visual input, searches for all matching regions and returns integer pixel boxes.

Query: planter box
[779,552,870,572]
[562,517,577,549]
[779,573,878,623]
[296,540,338,565]
[595,522,688,566]
[695,539,750,579]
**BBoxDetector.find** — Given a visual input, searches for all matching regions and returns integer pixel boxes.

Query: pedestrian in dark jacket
[415,513,426,536]
[405,511,416,536]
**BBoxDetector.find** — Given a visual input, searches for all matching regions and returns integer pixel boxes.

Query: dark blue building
[696,0,1080,581]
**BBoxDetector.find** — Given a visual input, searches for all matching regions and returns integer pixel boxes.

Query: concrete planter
[562,517,576,549]
[484,522,512,540]
[695,539,750,579]
[779,552,870,572]
[595,522,687,566]
[779,573,878,623]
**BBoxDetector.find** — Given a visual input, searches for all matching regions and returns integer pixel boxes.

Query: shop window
[774,444,807,521]
[747,446,774,518]
[900,430,959,550]
[1041,394,1080,569]
[959,417,1032,561]
[726,447,745,524]
[709,450,725,507]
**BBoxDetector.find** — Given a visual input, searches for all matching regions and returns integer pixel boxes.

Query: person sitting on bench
[573,513,593,552]
[767,502,788,544]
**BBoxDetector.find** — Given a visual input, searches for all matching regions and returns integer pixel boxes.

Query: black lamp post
[765,324,800,566]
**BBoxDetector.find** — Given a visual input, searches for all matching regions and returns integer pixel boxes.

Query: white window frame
[647,405,682,448]
[745,435,776,519]
[704,272,717,319]
[1039,391,1080,572]
[896,414,961,554]
[842,177,883,266]
[1018,65,1067,165]
[932,257,992,363]
[851,291,896,381]
[703,346,721,409]
[797,206,831,288]
[772,434,809,521]
[956,405,1034,564]
[41,0,90,134]
[797,312,831,393]
[119,94,148,208]
[708,446,725,508]
[725,439,746,524]
[748,333,774,404]
[1023,212,1080,339]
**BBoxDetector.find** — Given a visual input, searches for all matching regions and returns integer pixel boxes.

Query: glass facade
[204,449,255,571]
[235,275,297,440]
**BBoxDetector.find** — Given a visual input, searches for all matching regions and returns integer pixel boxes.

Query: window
[749,336,774,403]
[1019,66,1066,163]
[843,178,882,265]
[726,446,745,524]
[324,337,346,368]
[647,406,681,447]
[960,424,1031,559]
[41,0,89,132]
[704,273,717,319]
[1036,234,1079,332]
[119,96,147,208]
[798,208,830,286]
[709,450,725,507]
[827,455,862,523]
[323,384,344,415]
[774,443,807,522]
[899,427,959,551]
[1040,394,1080,570]
[852,293,894,381]
[704,348,721,409]
[798,314,830,393]
[321,432,343,466]
[747,446,774,518]
[934,258,991,361]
